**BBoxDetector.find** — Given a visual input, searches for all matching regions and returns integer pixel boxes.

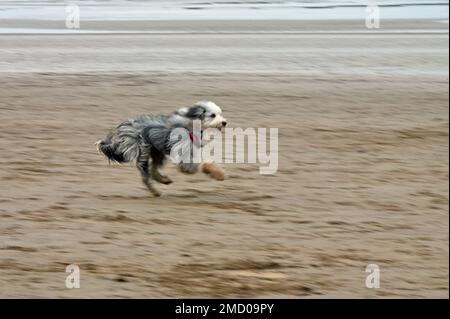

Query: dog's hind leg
[150,148,173,185]
[137,145,161,197]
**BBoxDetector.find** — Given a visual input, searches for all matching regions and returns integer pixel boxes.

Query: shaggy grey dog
[97,101,227,196]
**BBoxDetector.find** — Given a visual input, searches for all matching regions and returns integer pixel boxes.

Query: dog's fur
[96,101,226,196]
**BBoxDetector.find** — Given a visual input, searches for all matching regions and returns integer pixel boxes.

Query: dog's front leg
[178,162,199,174]
[201,163,225,181]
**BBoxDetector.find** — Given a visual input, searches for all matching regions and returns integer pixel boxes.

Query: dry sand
[0,20,448,298]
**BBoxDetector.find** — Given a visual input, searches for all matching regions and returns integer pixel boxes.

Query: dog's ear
[184,105,206,119]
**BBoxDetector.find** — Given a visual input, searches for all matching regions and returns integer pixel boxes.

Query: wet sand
[0,20,448,298]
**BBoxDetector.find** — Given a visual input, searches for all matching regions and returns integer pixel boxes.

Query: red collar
[189,131,201,146]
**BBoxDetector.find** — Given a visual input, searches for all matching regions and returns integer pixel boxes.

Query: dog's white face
[178,101,227,130]
[199,101,227,129]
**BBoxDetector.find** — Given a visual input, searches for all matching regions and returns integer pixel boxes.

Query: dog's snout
[222,121,227,127]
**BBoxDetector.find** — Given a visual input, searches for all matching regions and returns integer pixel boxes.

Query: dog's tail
[96,139,127,163]
[97,119,149,164]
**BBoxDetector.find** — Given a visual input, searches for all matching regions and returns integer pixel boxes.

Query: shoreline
[0,1,448,21]
[0,18,447,35]
[1,21,447,76]
[0,18,448,31]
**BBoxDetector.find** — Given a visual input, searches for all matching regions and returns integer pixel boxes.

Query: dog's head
[177,101,227,130]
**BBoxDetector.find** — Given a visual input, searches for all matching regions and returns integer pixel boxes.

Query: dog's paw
[179,162,199,174]
[150,189,162,197]
[160,176,173,185]
[155,175,173,185]
[144,183,162,197]
[202,163,225,181]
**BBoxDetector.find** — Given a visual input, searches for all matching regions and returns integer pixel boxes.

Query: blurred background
[0,0,448,298]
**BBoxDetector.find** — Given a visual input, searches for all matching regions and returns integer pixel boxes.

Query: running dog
[96,101,226,196]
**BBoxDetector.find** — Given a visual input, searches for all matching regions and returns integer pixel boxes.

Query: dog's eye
[211,114,216,118]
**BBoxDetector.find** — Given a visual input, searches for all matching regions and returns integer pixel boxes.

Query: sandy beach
[0,19,448,298]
